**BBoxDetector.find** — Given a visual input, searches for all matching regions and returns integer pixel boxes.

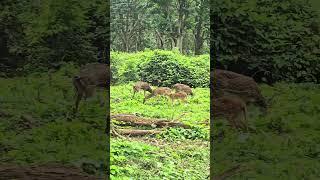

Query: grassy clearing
[110,84,210,179]
[0,64,107,177]
[213,83,320,179]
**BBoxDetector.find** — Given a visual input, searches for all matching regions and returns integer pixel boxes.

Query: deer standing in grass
[212,69,267,113]
[172,83,193,96]
[72,63,110,114]
[168,91,188,104]
[213,95,248,131]
[132,81,152,99]
[143,87,171,104]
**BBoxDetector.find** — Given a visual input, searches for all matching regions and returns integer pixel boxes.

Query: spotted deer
[172,83,193,96]
[143,87,171,104]
[214,69,248,80]
[213,95,248,130]
[211,69,267,113]
[132,81,153,99]
[72,63,110,114]
[168,91,188,104]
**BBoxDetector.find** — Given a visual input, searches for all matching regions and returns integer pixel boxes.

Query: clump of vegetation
[111,50,210,87]
[0,64,107,177]
[213,83,320,179]
[213,0,320,84]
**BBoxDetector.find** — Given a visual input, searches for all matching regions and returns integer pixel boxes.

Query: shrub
[138,53,192,87]
[111,50,209,87]
[212,0,320,84]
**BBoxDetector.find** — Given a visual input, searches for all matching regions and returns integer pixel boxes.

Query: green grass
[2,63,319,179]
[110,84,210,179]
[0,64,107,177]
[0,64,210,179]
[213,83,320,179]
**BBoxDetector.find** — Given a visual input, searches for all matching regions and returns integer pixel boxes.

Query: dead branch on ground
[111,114,191,129]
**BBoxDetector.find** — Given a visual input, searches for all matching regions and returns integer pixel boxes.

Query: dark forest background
[0,0,109,76]
[211,0,320,85]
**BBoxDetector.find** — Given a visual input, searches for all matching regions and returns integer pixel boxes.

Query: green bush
[212,0,320,83]
[111,50,209,87]
[138,53,192,87]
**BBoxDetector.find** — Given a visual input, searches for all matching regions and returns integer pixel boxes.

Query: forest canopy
[111,0,210,55]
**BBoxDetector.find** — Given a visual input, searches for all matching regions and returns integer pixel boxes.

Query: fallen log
[111,114,191,129]
[113,129,163,136]
[0,164,101,180]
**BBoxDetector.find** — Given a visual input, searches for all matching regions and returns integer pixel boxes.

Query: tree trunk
[176,0,188,54]
[194,16,204,55]
[155,30,164,49]
[194,0,205,55]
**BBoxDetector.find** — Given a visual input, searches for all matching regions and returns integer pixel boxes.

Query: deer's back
[153,87,171,95]
[134,81,150,89]
[212,71,262,99]
[170,91,187,99]
[78,63,109,87]
[213,69,247,80]
[172,83,192,94]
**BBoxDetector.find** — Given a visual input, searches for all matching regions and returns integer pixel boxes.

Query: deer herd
[72,63,268,132]
[133,82,192,104]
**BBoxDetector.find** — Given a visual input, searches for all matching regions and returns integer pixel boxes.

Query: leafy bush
[111,50,209,87]
[138,53,192,87]
[212,0,320,83]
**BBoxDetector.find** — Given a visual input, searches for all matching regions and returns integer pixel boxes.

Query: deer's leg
[242,121,249,132]
[144,90,146,98]
[227,117,237,129]
[234,115,243,130]
[228,114,239,130]
[143,96,147,104]
[98,89,105,107]
[236,114,246,130]
[183,98,187,104]
[240,115,249,132]
[132,89,136,99]
[74,93,83,114]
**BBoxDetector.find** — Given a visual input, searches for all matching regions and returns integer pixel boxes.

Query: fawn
[172,83,193,96]
[72,63,110,114]
[168,91,188,104]
[132,81,152,98]
[143,87,171,104]
[212,69,267,113]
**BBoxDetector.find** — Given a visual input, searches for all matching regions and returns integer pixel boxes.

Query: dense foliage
[214,83,320,178]
[111,0,209,55]
[111,50,210,87]
[0,0,109,75]
[0,64,107,177]
[212,0,320,84]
